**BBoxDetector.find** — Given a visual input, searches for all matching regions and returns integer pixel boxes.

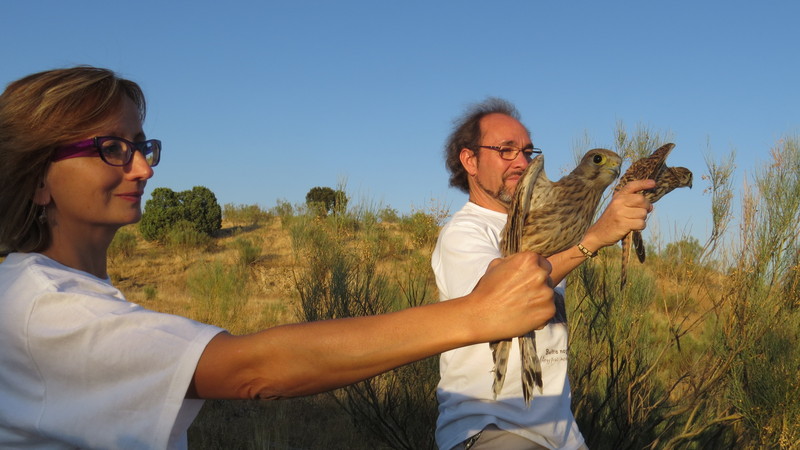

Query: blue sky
[2,1,798,246]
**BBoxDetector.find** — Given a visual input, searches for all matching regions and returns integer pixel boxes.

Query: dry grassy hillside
[113,219,298,332]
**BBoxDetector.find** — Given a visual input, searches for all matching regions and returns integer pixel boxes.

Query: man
[433,98,655,449]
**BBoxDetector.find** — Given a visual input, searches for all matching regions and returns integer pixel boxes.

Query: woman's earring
[38,205,47,224]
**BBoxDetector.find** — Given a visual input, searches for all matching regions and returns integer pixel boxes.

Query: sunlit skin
[459,113,656,286]
[34,96,154,279]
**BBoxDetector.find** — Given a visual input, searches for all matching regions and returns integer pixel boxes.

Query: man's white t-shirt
[432,202,585,450]
[0,252,224,449]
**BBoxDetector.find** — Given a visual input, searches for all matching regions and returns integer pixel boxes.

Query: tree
[139,187,184,241]
[139,186,222,241]
[305,186,348,216]
[180,186,222,236]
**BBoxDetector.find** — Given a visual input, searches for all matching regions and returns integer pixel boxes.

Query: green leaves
[139,186,222,241]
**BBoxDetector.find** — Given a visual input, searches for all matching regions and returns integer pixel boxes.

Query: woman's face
[37,96,154,239]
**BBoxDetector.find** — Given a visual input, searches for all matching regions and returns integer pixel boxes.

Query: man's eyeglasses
[478,145,542,161]
[52,136,161,167]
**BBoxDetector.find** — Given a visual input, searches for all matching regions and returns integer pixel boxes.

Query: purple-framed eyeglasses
[52,136,161,167]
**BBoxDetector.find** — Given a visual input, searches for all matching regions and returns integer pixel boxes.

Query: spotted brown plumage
[613,143,693,288]
[496,148,621,404]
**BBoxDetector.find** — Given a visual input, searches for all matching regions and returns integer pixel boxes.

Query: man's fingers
[618,179,656,194]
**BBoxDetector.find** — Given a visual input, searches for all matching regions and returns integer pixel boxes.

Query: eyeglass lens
[99,138,160,167]
[498,147,533,160]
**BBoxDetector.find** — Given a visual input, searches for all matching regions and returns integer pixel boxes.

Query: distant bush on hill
[140,186,222,241]
[305,186,348,217]
[223,203,271,226]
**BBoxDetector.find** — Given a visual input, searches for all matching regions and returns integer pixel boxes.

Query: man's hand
[465,252,555,342]
[582,179,655,250]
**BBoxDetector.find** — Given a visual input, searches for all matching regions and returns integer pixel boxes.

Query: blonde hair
[0,66,146,254]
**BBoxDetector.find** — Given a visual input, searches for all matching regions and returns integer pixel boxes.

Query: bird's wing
[646,143,675,180]
[501,155,544,256]
[614,143,675,193]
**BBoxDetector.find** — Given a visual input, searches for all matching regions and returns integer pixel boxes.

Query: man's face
[463,113,533,213]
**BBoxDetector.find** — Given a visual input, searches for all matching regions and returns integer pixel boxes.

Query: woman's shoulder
[1,252,119,301]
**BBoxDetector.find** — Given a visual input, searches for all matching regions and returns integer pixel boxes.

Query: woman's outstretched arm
[189,251,555,399]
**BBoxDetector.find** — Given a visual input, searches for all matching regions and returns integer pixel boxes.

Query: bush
[270,199,294,220]
[139,187,184,241]
[223,203,271,226]
[378,207,400,223]
[182,186,222,236]
[400,211,439,249]
[165,220,212,254]
[232,237,261,266]
[187,260,248,324]
[108,229,138,261]
[662,236,702,265]
[306,186,348,217]
[143,285,157,300]
[139,186,222,241]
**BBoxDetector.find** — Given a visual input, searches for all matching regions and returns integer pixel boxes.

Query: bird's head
[671,167,693,189]
[575,148,622,187]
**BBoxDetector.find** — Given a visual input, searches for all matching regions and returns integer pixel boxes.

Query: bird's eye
[593,154,605,164]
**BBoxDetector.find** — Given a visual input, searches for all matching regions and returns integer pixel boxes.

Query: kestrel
[496,148,622,404]
[613,143,693,288]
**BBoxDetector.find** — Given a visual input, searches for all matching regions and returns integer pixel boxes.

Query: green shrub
[139,187,184,241]
[223,203,271,226]
[400,211,439,249]
[165,220,212,253]
[305,186,348,217]
[143,285,157,300]
[270,199,294,220]
[108,229,137,261]
[139,186,222,242]
[187,261,248,324]
[181,186,222,236]
[232,237,261,266]
[378,207,400,223]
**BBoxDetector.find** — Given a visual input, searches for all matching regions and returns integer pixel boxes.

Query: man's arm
[548,179,656,284]
[189,252,555,400]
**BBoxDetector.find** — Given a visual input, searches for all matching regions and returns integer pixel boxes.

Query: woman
[0,66,556,449]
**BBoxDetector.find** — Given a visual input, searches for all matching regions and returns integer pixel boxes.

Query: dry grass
[109,218,393,449]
